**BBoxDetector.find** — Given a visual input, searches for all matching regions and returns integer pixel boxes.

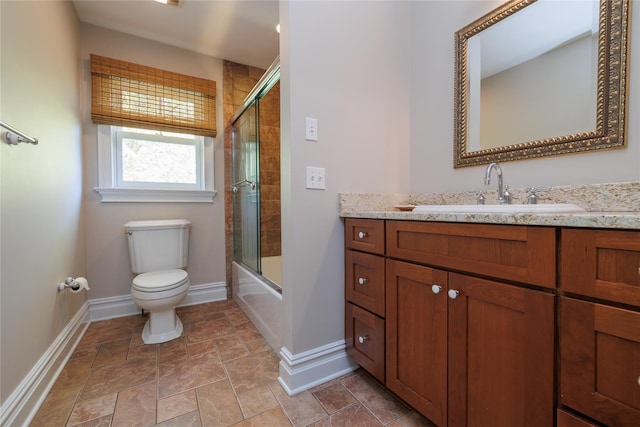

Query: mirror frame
[453,0,631,168]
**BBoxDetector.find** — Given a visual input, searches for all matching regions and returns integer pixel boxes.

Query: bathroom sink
[413,203,586,213]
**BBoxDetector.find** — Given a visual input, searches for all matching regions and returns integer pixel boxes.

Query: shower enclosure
[231,58,282,352]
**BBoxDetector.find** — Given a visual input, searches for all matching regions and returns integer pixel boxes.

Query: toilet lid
[132,269,189,292]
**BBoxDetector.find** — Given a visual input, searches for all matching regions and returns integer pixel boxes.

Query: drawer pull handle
[637,376,640,387]
[358,231,368,239]
[432,285,442,294]
[358,277,368,285]
[448,289,460,300]
[358,335,369,344]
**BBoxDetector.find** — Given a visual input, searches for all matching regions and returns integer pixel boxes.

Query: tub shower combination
[231,58,282,352]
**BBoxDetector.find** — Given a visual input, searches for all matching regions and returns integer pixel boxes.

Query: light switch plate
[305,117,318,141]
[306,166,325,190]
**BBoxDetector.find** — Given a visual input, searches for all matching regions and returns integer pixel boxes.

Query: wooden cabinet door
[561,228,640,307]
[386,259,448,425]
[345,302,385,383]
[448,273,555,427]
[560,297,640,426]
[345,250,385,316]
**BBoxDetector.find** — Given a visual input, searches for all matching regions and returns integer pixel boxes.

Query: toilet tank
[125,219,191,274]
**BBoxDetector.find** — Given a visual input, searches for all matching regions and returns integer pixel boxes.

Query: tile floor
[30,300,434,426]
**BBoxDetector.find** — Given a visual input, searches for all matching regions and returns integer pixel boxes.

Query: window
[90,54,216,202]
[115,127,203,190]
[94,125,215,202]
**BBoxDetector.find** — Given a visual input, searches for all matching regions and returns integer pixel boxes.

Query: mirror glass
[454,0,630,168]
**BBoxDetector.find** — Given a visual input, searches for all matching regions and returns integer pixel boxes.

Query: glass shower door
[232,103,260,272]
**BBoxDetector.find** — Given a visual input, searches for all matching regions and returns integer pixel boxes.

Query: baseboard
[0,303,90,427]
[88,281,227,321]
[278,340,359,396]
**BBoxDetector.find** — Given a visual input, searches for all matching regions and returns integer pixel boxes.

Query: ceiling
[72,0,280,69]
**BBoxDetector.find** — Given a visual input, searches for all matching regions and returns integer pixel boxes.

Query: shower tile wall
[259,81,281,258]
[222,61,267,297]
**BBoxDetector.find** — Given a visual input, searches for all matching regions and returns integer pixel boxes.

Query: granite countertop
[339,182,640,230]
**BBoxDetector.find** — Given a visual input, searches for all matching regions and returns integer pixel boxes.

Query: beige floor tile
[387,411,436,427]
[157,390,198,423]
[232,407,292,426]
[93,339,130,368]
[236,384,279,419]
[30,386,80,427]
[342,373,410,425]
[72,414,112,426]
[214,334,249,361]
[159,336,188,363]
[67,393,117,426]
[196,379,244,426]
[312,382,357,414]
[31,301,433,427]
[79,358,156,401]
[158,351,226,398]
[270,387,328,427]
[224,351,280,394]
[155,410,202,427]
[309,403,383,427]
[111,382,156,426]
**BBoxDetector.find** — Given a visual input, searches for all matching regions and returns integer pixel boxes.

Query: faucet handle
[502,186,512,205]
[475,190,486,205]
[526,187,551,204]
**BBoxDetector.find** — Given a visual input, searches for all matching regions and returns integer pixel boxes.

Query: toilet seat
[132,269,189,292]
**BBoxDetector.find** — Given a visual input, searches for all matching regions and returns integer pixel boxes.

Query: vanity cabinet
[345,218,556,426]
[559,228,640,426]
[344,218,386,382]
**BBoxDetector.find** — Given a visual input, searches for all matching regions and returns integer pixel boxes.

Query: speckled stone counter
[339,182,640,230]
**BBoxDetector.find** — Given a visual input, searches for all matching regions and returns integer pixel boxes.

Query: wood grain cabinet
[560,228,640,426]
[345,218,556,426]
[345,218,386,382]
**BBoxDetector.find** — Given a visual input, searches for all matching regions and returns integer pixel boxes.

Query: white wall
[280,0,411,357]
[80,24,227,300]
[410,0,640,192]
[0,0,85,401]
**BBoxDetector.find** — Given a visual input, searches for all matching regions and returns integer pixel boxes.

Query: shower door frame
[231,58,281,286]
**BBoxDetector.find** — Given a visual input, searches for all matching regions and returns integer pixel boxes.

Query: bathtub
[232,261,282,353]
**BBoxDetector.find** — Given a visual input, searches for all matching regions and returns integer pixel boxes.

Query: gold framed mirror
[454,0,631,168]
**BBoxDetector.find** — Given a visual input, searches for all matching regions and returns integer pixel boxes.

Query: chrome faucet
[484,162,511,204]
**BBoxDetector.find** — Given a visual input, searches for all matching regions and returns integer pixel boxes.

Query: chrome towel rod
[0,120,38,145]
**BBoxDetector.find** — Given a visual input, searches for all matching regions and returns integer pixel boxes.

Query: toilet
[125,219,191,344]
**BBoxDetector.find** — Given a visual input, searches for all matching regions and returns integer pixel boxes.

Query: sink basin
[413,203,586,213]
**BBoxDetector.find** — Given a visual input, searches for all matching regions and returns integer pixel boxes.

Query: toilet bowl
[125,219,191,344]
[131,269,190,344]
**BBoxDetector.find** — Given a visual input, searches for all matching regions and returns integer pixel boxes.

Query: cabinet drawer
[561,228,640,307]
[387,221,556,288]
[345,303,385,383]
[560,297,640,425]
[345,250,385,316]
[345,218,385,255]
[557,409,599,427]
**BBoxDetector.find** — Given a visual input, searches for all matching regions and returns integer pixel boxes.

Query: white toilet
[125,219,191,344]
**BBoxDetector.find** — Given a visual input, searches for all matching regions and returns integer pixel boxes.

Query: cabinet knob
[448,289,460,299]
[358,335,369,344]
[358,231,368,239]
[358,277,368,285]
[432,285,442,294]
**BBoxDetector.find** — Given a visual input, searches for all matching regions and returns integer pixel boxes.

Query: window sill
[94,187,216,203]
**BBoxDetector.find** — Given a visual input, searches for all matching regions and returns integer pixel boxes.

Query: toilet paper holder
[57,276,90,292]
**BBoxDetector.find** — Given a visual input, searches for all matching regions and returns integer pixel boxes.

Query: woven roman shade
[90,54,216,137]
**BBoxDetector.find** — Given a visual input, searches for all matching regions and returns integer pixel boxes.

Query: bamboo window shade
[90,54,216,137]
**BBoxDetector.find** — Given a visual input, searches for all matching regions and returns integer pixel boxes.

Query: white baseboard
[278,340,359,396]
[0,303,90,427]
[88,281,227,321]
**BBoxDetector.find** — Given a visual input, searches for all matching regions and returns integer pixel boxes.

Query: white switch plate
[306,166,325,190]
[305,117,318,141]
